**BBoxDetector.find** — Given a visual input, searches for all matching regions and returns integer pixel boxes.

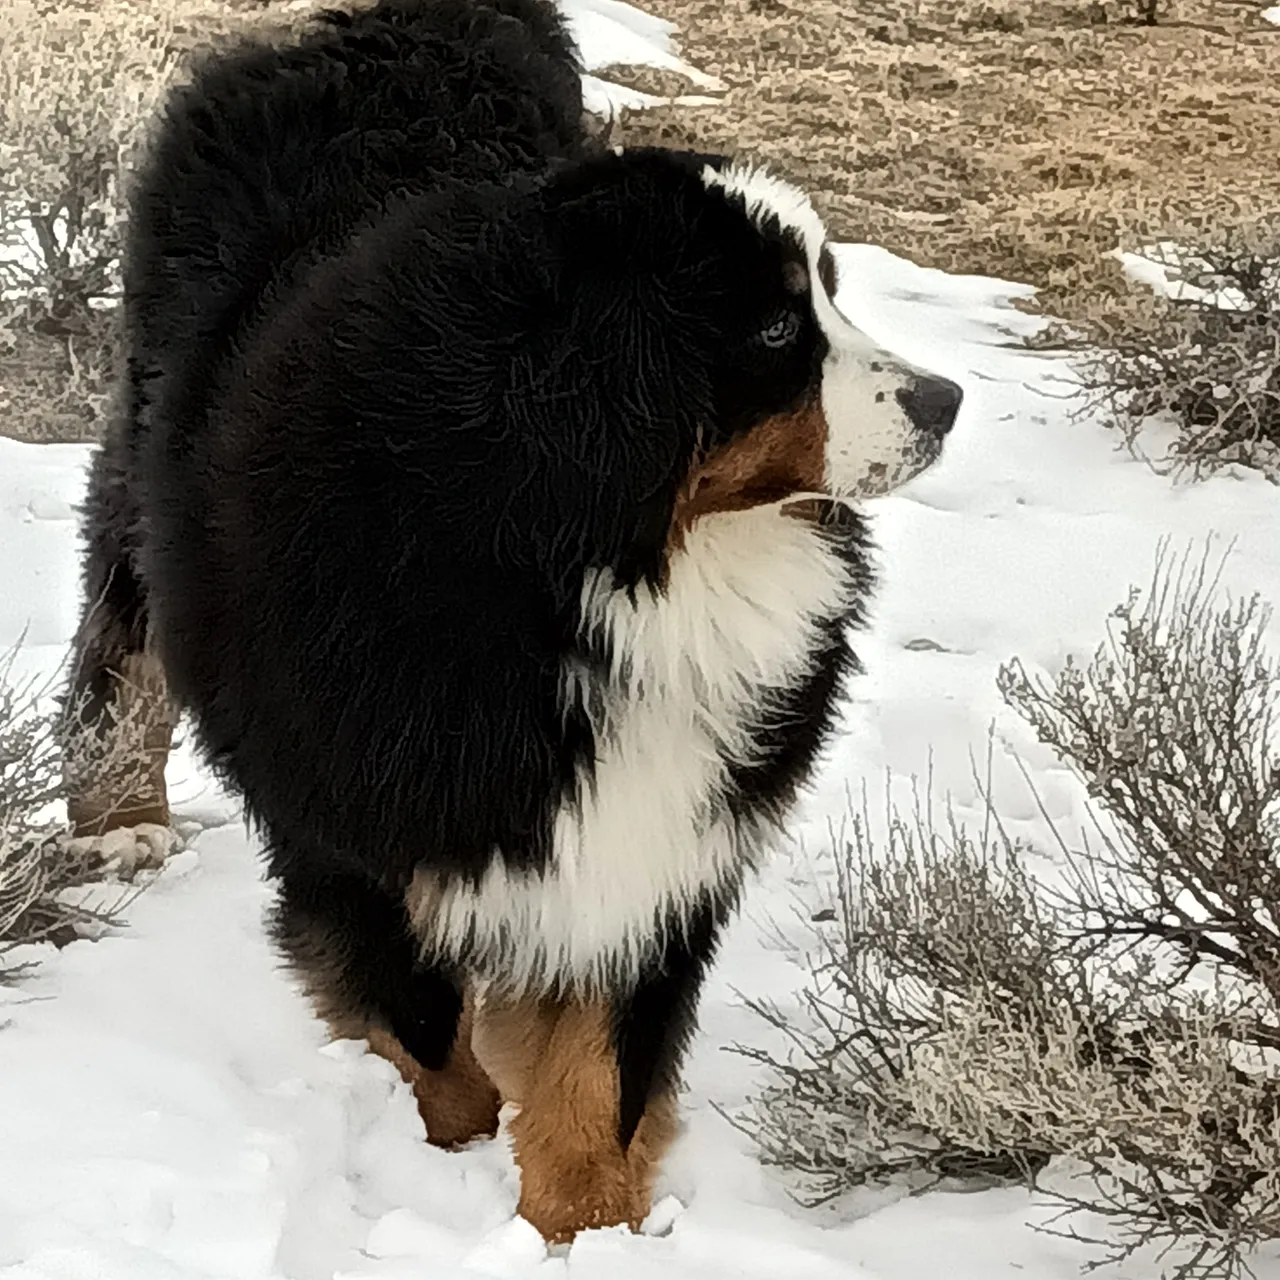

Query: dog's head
[688,155,960,508]
[483,148,960,582]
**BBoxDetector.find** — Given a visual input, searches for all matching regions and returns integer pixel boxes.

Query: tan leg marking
[364,988,501,1148]
[296,922,500,1151]
[66,649,178,837]
[473,993,678,1244]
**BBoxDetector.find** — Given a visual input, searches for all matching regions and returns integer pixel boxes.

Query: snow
[1114,241,1258,309]
[564,0,723,88]
[3,3,1280,1278]
[562,0,725,115]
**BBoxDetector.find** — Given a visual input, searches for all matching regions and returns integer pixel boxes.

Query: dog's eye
[759,311,801,349]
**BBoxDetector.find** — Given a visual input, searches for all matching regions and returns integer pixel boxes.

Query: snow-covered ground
[3,240,1278,1280]
[3,4,1280,1279]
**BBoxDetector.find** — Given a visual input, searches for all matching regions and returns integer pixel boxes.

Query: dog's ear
[499,277,704,592]
[537,149,715,281]
[495,155,716,590]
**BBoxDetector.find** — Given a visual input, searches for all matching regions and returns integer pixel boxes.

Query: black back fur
[126,0,590,889]
[116,0,846,898]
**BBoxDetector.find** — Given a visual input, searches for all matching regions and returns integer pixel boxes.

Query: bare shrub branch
[1000,541,1280,1008]
[1058,220,1280,480]
[730,791,1065,1201]
[738,543,1280,1278]
[0,643,165,978]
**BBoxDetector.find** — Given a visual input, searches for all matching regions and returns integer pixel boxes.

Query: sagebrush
[0,0,304,443]
[0,645,164,978]
[0,0,179,440]
[1061,221,1280,480]
[739,544,1280,1280]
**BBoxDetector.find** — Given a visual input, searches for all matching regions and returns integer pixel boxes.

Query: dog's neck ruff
[407,505,863,994]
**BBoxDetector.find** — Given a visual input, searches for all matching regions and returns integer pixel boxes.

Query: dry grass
[618,0,1280,313]
[0,0,309,444]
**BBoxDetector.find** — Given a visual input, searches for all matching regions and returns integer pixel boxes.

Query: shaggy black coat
[72,0,872,1185]
[108,2,838,894]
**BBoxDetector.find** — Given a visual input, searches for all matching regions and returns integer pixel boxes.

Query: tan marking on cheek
[670,396,829,546]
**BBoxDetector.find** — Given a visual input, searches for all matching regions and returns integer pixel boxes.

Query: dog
[66,0,961,1242]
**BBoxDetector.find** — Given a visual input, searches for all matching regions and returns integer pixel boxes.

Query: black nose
[896,376,963,437]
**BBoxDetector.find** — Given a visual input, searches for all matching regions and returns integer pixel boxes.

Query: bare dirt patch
[616,0,1280,315]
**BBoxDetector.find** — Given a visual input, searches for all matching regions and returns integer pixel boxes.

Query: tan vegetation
[737,546,1280,1279]
[620,0,1280,305]
[0,0,306,443]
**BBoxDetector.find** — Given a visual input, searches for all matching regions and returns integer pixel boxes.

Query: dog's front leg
[473,894,728,1244]
[470,990,676,1244]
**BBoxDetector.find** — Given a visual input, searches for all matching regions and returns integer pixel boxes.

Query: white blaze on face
[701,162,953,498]
[810,284,949,497]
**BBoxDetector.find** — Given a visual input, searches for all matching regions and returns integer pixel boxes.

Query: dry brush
[739,545,1280,1279]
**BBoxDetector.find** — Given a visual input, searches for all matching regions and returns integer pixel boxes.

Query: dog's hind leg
[64,430,178,838]
[273,866,501,1148]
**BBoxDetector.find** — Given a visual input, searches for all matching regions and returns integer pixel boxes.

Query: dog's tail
[124,0,584,384]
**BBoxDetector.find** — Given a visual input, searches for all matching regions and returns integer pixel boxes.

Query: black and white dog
[67,0,960,1241]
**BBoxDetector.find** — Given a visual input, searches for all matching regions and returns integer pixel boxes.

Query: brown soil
[612,0,1280,312]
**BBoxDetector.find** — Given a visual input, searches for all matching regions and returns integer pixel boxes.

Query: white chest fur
[407,505,860,994]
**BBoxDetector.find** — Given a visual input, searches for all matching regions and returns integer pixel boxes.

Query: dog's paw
[65,821,178,880]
